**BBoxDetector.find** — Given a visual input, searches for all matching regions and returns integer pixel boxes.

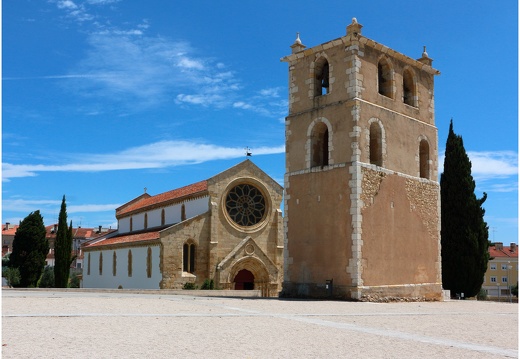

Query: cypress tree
[9,211,48,287]
[440,120,489,298]
[54,195,74,288]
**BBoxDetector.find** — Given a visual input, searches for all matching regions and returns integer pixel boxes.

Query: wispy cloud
[467,151,518,179]
[2,198,119,214]
[2,140,285,180]
[439,150,518,192]
[42,1,285,116]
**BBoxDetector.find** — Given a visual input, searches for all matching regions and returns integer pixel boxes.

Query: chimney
[4,222,10,230]
[52,224,58,233]
[510,243,517,253]
[495,242,503,251]
[98,225,102,233]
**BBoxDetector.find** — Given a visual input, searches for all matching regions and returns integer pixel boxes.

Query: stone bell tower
[281,18,442,300]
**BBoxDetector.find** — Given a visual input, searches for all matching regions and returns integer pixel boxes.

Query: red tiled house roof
[489,242,518,258]
[116,180,208,218]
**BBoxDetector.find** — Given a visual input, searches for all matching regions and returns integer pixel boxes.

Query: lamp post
[508,261,512,303]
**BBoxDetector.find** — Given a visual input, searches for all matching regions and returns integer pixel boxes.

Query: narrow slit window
[370,122,383,166]
[311,122,329,168]
[183,242,196,273]
[146,247,152,278]
[419,139,430,179]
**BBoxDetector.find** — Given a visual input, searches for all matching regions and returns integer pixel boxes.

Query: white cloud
[86,0,120,4]
[57,0,78,9]
[1,198,119,214]
[2,141,285,180]
[440,150,518,179]
[467,151,518,179]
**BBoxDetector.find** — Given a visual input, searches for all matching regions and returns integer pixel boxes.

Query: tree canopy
[9,211,49,287]
[440,120,489,298]
[54,195,74,288]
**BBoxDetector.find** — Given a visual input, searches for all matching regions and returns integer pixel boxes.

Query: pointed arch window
[183,242,196,273]
[161,209,166,226]
[419,139,430,179]
[314,57,330,96]
[378,58,393,98]
[99,252,103,275]
[403,68,417,106]
[128,250,133,277]
[146,247,152,278]
[144,213,148,229]
[112,251,117,276]
[370,122,383,166]
[311,122,329,168]
[130,217,133,232]
[87,253,91,275]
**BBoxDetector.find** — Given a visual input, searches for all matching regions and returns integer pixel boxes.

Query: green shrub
[183,282,197,290]
[38,266,55,288]
[2,267,20,287]
[69,272,80,288]
[476,288,487,301]
[201,279,214,290]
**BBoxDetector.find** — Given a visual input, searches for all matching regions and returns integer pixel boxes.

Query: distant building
[82,160,284,296]
[482,242,518,300]
[281,19,442,300]
[2,222,110,269]
[2,223,19,256]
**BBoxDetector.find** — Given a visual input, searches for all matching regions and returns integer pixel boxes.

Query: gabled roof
[116,180,208,218]
[489,243,518,259]
[1,224,19,236]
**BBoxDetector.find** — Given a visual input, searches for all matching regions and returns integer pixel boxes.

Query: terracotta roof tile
[489,244,518,258]
[86,231,160,248]
[117,180,208,217]
[1,224,19,236]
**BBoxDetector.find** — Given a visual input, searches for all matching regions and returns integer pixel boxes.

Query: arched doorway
[234,269,255,290]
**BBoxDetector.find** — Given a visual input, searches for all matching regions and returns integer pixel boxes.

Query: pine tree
[9,211,49,287]
[54,196,74,288]
[440,120,489,298]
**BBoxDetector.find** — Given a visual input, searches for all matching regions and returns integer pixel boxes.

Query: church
[281,19,443,300]
[83,18,443,301]
[82,160,284,296]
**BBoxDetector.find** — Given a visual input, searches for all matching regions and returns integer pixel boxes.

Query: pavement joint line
[4,310,517,357]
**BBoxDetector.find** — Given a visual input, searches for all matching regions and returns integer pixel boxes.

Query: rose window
[225,184,266,226]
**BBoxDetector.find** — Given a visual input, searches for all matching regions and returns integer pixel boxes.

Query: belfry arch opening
[314,57,330,96]
[403,68,416,106]
[311,122,329,168]
[378,58,393,98]
[234,269,255,290]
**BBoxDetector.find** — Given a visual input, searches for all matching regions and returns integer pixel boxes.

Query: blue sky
[2,1,518,244]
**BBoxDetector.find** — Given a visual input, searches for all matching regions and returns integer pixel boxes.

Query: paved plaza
[2,289,518,358]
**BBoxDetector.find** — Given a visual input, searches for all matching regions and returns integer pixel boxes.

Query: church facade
[281,19,443,300]
[82,160,284,296]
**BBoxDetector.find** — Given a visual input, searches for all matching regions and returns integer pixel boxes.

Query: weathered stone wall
[360,167,441,298]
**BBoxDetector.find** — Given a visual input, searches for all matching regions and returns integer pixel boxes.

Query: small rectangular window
[502,264,508,270]
[490,263,496,270]
[490,276,497,283]
[502,277,508,283]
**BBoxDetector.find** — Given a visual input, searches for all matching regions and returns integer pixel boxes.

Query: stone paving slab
[2,289,518,358]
